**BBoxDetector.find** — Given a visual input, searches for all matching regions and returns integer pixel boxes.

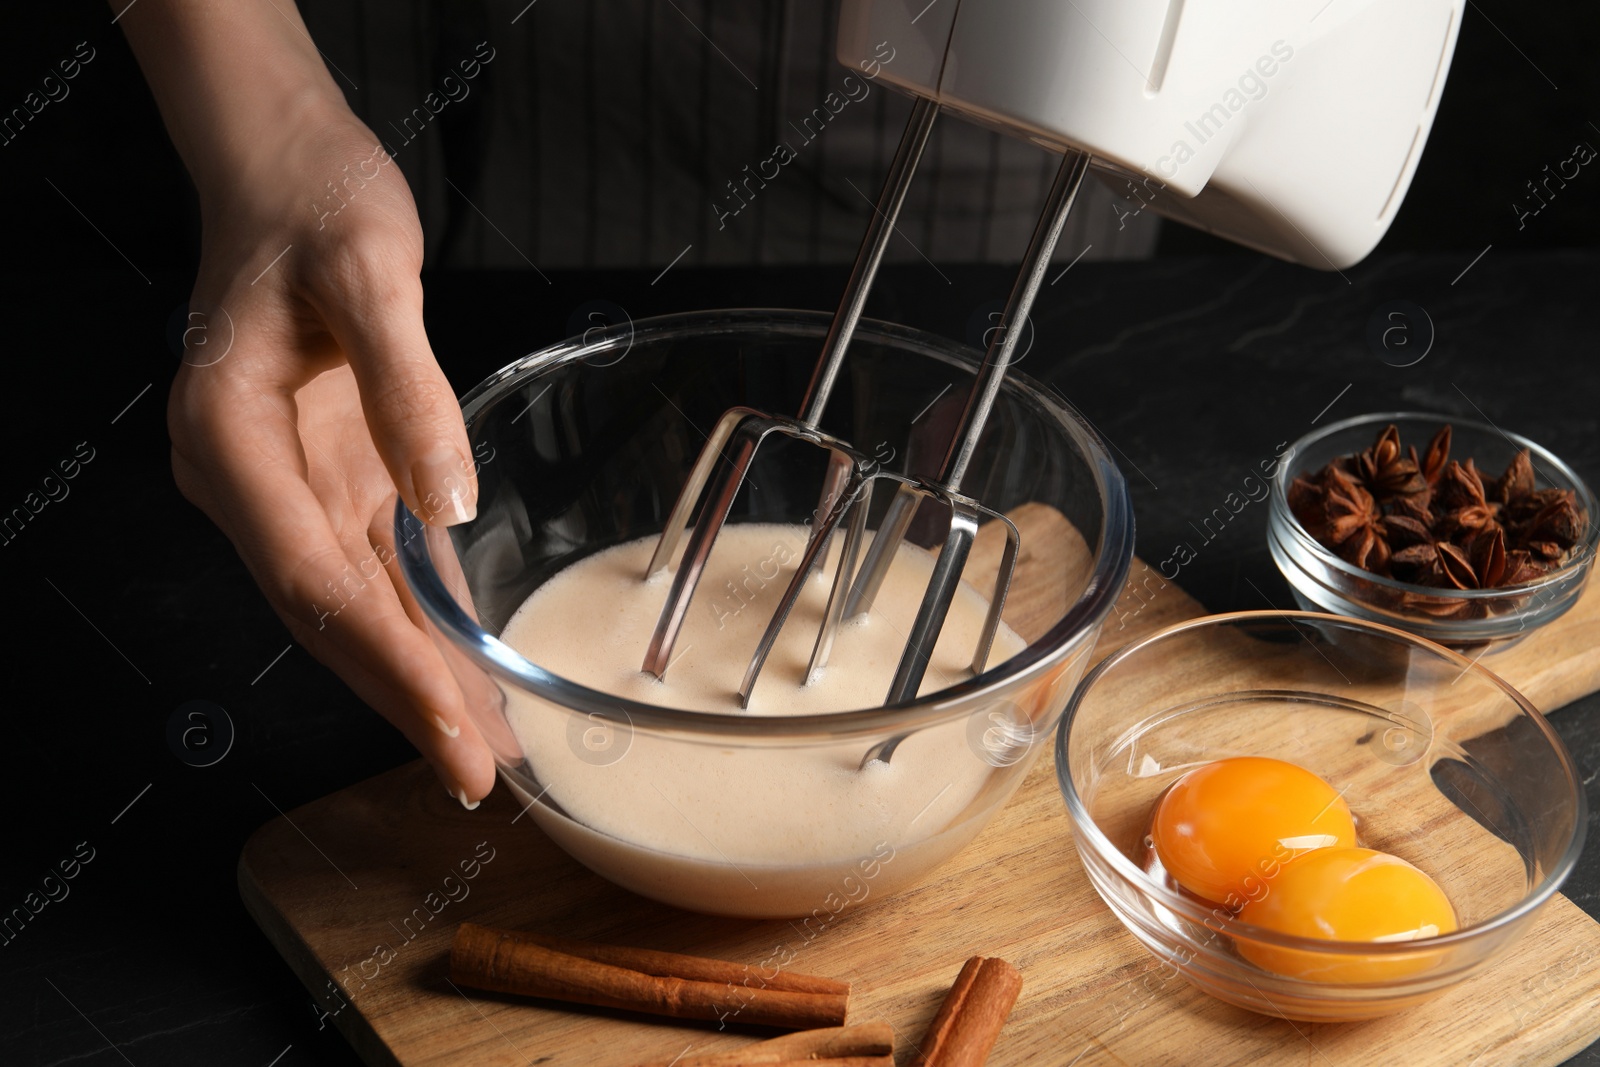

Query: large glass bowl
[1268,411,1597,648]
[398,309,1133,917]
[1056,611,1585,1021]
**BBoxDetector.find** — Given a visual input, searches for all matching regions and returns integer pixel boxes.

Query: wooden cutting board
[240,506,1600,1066]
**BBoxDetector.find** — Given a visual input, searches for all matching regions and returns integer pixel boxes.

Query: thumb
[310,264,477,526]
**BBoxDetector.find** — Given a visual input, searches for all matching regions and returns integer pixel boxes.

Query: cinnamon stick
[506,930,849,997]
[660,1061,885,1067]
[909,957,1022,1067]
[633,1022,894,1066]
[449,923,849,1030]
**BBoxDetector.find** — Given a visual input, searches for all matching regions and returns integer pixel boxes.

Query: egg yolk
[1236,847,1457,983]
[1150,756,1356,906]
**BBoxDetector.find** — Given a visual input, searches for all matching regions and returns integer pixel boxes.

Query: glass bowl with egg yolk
[397,310,1135,918]
[1056,611,1584,1022]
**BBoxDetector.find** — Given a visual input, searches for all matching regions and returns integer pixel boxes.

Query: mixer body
[838,0,1464,269]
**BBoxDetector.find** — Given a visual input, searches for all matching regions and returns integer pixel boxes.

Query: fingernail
[433,714,461,739]
[436,761,482,810]
[412,450,477,527]
[443,782,480,811]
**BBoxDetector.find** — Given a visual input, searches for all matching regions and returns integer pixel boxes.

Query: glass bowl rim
[397,307,1136,739]
[1270,410,1599,602]
[1054,608,1588,956]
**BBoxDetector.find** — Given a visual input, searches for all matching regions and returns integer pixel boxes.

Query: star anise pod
[1398,425,1451,516]
[1329,452,1362,481]
[1392,529,1512,591]
[1502,486,1556,522]
[1421,531,1506,621]
[1492,449,1535,505]
[1509,490,1584,549]
[1434,457,1485,510]
[1503,549,1552,585]
[1527,539,1566,561]
[1342,525,1392,572]
[1287,473,1328,533]
[1433,459,1502,542]
[1289,468,1354,541]
[1319,468,1390,570]
[1435,542,1477,589]
[1383,513,1433,550]
[1389,541,1442,584]
[1398,592,1482,619]
[1387,492,1434,527]
[1418,424,1452,486]
[1357,424,1427,502]
[1321,468,1375,534]
[1470,527,1508,587]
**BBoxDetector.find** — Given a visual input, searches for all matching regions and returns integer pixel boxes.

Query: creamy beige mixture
[499,522,1028,915]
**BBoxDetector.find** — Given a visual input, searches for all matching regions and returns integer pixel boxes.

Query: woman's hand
[119,1,496,805]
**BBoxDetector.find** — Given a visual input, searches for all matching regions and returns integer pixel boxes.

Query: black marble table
[2,253,1596,1064]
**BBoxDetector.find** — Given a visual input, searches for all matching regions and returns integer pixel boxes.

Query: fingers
[373,506,524,767]
[178,373,495,805]
[289,581,498,807]
[294,616,496,807]
[301,233,478,527]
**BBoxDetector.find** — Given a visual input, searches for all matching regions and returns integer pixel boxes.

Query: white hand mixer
[642,0,1464,729]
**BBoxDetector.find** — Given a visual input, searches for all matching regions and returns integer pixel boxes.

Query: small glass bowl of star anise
[1268,412,1596,648]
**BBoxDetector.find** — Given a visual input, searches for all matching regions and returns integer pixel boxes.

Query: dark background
[1,3,1598,1065]
[3,1,1600,269]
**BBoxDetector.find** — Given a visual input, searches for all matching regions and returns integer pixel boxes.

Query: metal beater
[641,99,1092,732]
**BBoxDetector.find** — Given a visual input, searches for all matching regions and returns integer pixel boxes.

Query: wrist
[190,85,359,218]
[116,0,362,213]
